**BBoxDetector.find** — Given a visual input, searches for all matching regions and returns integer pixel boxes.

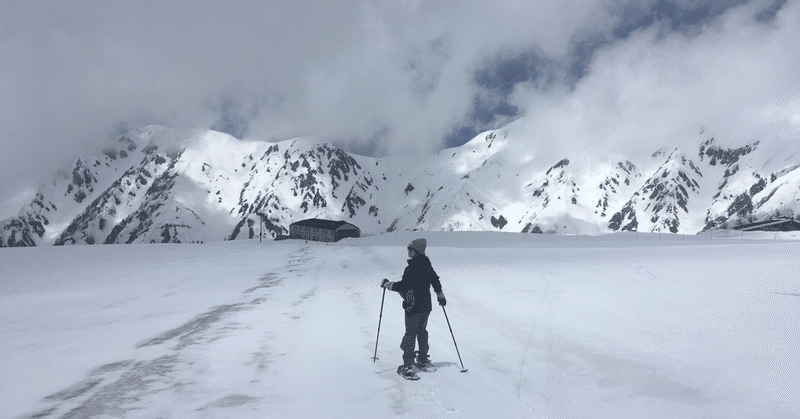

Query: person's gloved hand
[381,278,390,289]
[437,292,447,306]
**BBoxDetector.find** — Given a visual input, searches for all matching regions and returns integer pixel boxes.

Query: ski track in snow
[25,246,317,418]
[2,234,799,418]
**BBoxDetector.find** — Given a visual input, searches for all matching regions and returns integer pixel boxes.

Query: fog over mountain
[2,0,799,220]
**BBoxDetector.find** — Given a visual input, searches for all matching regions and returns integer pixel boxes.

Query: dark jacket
[389,255,442,315]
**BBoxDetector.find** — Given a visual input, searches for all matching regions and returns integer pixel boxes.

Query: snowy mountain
[2,124,800,246]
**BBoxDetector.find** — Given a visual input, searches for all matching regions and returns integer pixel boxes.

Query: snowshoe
[397,364,420,380]
[415,358,437,373]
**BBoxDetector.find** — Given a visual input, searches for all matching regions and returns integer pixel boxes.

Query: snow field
[1,232,799,418]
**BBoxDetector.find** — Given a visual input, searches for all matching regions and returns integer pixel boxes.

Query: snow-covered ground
[1,232,799,418]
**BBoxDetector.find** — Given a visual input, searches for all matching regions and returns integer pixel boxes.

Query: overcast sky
[1,0,799,217]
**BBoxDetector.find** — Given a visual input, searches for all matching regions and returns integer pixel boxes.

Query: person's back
[394,253,441,314]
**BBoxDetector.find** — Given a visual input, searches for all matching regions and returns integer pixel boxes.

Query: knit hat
[408,238,427,255]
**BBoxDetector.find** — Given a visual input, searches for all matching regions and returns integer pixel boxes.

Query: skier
[380,238,446,380]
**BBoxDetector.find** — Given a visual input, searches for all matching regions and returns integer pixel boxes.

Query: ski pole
[442,306,468,372]
[372,286,387,362]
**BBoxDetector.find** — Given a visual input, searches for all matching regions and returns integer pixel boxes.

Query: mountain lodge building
[289,219,361,242]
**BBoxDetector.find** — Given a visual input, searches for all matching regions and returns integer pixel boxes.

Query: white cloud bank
[0,0,798,215]
[510,0,800,163]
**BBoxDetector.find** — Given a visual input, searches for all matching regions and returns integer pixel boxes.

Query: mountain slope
[2,125,799,246]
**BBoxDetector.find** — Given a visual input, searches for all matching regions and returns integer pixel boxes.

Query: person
[380,238,446,378]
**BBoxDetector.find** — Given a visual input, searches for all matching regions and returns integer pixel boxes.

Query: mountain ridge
[2,124,799,246]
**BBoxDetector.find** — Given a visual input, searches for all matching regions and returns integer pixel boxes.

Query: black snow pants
[401,311,430,365]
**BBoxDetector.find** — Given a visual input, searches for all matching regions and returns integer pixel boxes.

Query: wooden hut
[289,219,360,242]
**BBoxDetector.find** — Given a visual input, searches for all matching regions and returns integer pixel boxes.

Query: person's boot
[415,355,436,372]
[397,362,420,380]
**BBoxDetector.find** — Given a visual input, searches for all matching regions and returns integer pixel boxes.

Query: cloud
[0,0,616,206]
[508,0,800,165]
[1,0,798,215]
